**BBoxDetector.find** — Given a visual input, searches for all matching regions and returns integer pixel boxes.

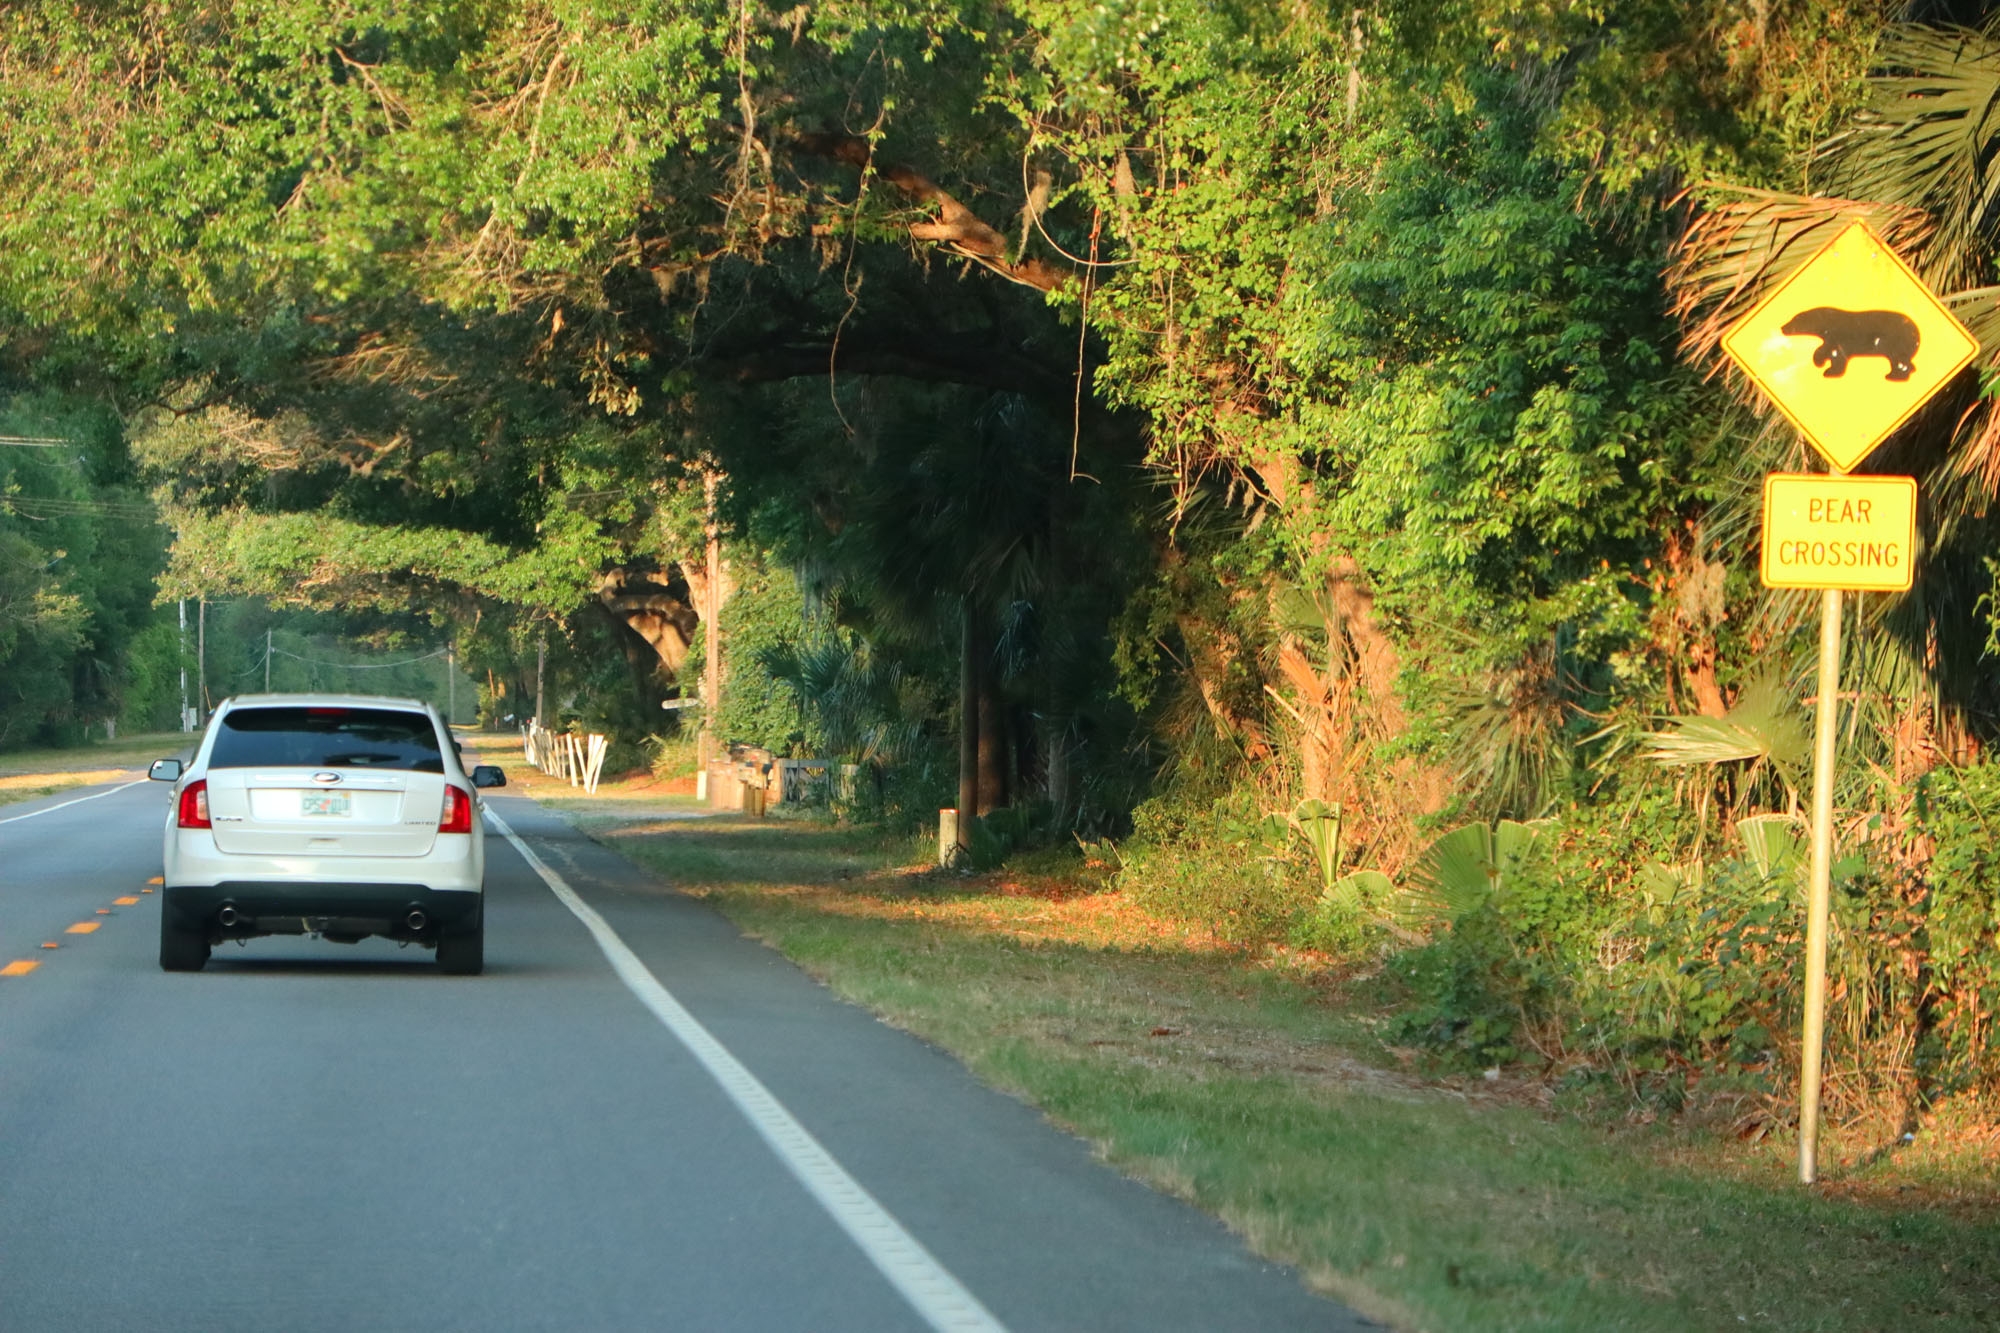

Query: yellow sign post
[1760,474,1916,593]
[1727,223,1977,1185]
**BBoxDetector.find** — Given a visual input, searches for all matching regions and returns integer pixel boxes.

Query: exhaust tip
[217,904,242,928]
[405,909,428,932]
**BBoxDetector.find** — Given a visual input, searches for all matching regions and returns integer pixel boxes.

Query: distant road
[0,781,1370,1331]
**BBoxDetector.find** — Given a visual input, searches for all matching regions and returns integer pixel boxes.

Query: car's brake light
[439,783,473,835]
[177,780,211,829]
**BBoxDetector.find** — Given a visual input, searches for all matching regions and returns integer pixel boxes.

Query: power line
[0,436,70,447]
[268,645,450,670]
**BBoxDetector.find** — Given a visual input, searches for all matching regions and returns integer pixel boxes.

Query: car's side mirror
[149,758,183,782]
[471,765,507,789]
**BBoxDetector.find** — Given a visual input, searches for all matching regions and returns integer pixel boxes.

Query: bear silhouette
[1780,307,1920,381]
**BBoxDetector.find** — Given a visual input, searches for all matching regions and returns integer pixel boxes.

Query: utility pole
[197,596,207,717]
[535,636,546,726]
[178,599,191,731]
[446,642,456,726]
[264,628,272,691]
[701,468,723,768]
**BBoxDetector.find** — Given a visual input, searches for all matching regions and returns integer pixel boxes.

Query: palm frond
[1665,188,1932,377]
[1736,812,1805,884]
[1641,674,1810,795]
[1397,819,1548,932]
[1819,25,2000,293]
[1320,868,1393,915]
[1400,821,1496,929]
[1936,285,2000,500]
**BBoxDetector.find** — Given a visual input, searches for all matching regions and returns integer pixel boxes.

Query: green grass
[0,731,192,777]
[572,811,2000,1331]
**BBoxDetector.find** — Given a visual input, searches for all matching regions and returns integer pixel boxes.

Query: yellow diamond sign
[1722,222,1980,473]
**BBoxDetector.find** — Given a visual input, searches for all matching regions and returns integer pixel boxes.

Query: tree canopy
[11,0,2000,1116]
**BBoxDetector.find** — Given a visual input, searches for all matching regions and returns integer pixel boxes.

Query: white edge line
[485,806,1007,1333]
[0,779,148,827]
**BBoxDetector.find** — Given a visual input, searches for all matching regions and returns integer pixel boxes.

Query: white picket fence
[521,721,609,794]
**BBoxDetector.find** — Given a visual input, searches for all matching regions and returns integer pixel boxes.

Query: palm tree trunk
[957,599,981,854]
[1044,716,1070,823]
[977,679,1006,815]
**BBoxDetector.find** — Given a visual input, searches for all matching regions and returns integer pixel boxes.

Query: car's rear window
[208,706,445,772]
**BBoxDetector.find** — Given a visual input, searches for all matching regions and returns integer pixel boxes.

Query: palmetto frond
[1641,674,1809,798]
[1818,25,2000,293]
[1396,819,1547,933]
[1665,188,1932,377]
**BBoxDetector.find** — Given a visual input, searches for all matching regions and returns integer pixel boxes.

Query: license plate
[300,792,351,817]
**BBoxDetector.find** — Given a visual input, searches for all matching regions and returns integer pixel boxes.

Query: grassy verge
[525,787,2000,1330]
[0,772,125,808]
[0,731,191,779]
[0,731,194,808]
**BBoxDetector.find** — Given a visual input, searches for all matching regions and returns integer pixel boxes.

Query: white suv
[149,693,505,974]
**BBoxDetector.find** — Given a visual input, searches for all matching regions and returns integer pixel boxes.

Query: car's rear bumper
[164,882,482,944]
[162,827,484,894]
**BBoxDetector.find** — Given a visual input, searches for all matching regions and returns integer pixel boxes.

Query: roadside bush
[1117,785,1316,946]
[1374,762,2000,1127]
[1389,905,1555,1066]
[646,731,701,782]
[1913,763,2000,1101]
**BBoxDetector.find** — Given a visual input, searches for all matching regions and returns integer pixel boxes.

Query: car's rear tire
[437,909,483,976]
[159,912,210,972]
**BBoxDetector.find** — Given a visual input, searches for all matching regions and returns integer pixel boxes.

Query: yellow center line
[94,908,111,915]
[147,876,163,885]
[113,896,139,906]
[1,960,37,977]
[65,922,100,934]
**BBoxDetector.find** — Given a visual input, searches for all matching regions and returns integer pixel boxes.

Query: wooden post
[938,809,959,866]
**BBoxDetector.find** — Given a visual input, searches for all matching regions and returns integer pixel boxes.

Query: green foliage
[1119,784,1315,946]
[0,395,168,747]
[711,558,819,755]
[1910,763,2000,1099]
[1298,74,1708,666]
[1289,869,1395,955]
[4,0,1999,1131]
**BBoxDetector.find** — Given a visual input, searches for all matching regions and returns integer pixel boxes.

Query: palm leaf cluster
[1663,19,2000,777]
[1670,22,2000,500]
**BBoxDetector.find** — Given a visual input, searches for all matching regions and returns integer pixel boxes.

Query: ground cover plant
[530,774,2000,1332]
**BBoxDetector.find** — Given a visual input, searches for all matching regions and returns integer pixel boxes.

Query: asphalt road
[0,779,1373,1332]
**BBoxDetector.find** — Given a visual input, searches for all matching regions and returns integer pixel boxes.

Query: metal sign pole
[1798,587,1842,1184]
[1715,222,1972,1186]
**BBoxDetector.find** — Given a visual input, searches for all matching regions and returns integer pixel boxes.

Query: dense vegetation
[6,0,2000,1133]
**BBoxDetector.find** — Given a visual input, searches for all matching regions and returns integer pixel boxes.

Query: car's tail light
[439,783,473,835]
[177,780,211,829]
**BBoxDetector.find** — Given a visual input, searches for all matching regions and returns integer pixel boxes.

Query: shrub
[1118,785,1316,946]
